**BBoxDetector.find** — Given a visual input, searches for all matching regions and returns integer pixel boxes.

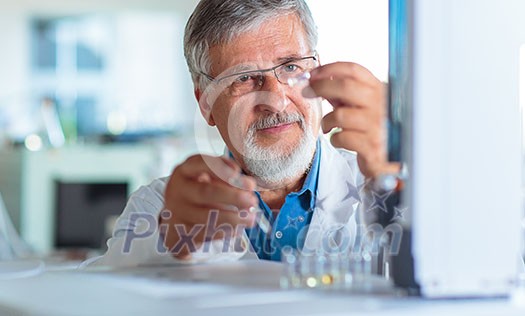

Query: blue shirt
[245,139,321,261]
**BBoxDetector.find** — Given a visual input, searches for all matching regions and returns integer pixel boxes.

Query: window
[30,13,191,141]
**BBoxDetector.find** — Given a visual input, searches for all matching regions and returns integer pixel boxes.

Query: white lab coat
[88,137,366,267]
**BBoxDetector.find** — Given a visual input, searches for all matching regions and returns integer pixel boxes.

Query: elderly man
[93,0,399,266]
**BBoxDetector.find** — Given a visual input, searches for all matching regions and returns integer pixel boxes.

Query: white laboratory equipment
[389,0,525,298]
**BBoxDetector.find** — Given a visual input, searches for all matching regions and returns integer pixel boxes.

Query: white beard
[242,112,317,189]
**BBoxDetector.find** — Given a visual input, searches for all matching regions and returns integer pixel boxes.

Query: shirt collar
[293,138,321,211]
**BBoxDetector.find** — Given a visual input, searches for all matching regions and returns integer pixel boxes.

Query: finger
[322,108,375,134]
[161,208,255,254]
[178,155,240,185]
[329,130,377,154]
[310,78,383,109]
[310,62,380,87]
[173,204,256,227]
[199,156,257,190]
[225,169,257,191]
[166,205,256,246]
[181,179,258,210]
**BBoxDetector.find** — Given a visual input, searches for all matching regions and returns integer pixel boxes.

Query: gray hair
[183,0,318,90]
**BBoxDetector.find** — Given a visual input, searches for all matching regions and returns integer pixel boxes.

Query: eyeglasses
[200,55,318,96]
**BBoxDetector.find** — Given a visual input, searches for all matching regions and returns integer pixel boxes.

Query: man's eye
[283,64,300,73]
[236,74,252,83]
[233,73,260,84]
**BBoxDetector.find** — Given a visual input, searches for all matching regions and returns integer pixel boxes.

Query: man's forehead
[207,14,310,75]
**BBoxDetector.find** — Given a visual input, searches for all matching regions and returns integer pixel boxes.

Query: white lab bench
[0,259,524,316]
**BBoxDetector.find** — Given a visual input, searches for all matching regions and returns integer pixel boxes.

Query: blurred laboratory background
[0,0,388,256]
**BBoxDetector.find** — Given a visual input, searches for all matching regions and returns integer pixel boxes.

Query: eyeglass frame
[199,53,319,89]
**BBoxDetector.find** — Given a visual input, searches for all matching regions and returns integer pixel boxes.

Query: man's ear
[195,88,215,126]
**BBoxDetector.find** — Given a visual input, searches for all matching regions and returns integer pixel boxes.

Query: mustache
[250,112,304,130]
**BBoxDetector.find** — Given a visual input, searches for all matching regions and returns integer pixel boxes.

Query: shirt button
[298,216,305,222]
[275,231,283,239]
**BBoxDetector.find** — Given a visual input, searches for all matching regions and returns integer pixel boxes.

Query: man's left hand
[309,62,400,179]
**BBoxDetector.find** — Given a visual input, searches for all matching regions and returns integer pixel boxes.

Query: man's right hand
[160,154,258,259]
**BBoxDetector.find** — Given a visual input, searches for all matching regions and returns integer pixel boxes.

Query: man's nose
[254,75,290,113]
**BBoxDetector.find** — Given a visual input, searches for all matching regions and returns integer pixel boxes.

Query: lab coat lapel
[302,137,362,253]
